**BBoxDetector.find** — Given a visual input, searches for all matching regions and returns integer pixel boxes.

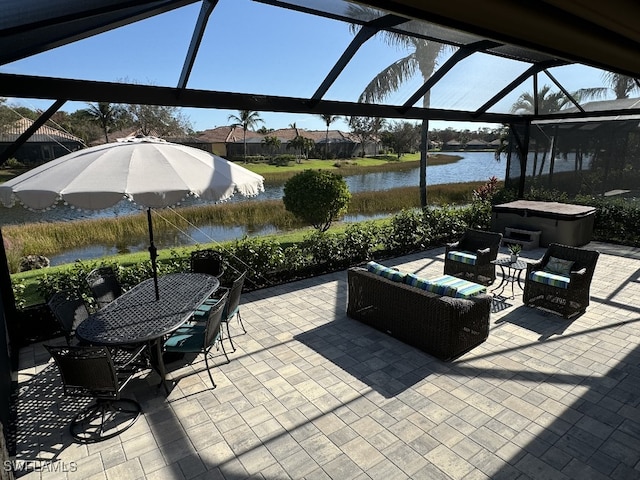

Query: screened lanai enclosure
[2,0,640,459]
[2,1,640,200]
[503,113,640,198]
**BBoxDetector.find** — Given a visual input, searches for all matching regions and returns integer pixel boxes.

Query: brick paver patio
[10,241,640,479]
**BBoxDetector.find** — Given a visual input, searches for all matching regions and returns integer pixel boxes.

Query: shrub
[341,222,380,262]
[2,158,25,169]
[423,205,467,244]
[301,231,345,268]
[269,154,296,167]
[382,209,430,254]
[283,170,351,232]
[224,236,285,288]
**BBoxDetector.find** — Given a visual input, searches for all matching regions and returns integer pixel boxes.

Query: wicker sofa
[347,267,491,361]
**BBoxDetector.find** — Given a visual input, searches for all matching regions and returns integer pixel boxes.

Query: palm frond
[359,54,417,103]
[573,87,609,102]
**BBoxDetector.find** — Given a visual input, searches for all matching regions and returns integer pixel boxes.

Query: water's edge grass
[4,181,488,272]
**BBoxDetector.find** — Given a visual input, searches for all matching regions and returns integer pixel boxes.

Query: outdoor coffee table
[491,257,528,299]
[76,272,220,393]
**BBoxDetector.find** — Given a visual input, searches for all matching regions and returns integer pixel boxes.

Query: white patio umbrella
[0,136,264,300]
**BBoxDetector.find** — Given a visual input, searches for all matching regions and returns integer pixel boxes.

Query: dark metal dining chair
[45,344,146,443]
[190,249,225,277]
[47,290,91,346]
[220,271,247,351]
[164,290,230,388]
[86,266,122,309]
[196,271,247,352]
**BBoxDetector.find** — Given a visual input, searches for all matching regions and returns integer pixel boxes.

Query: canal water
[2,152,510,265]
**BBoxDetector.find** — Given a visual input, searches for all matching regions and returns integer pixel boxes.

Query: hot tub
[491,200,596,247]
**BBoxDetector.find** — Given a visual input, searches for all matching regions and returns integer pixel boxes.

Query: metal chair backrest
[45,345,121,400]
[204,290,228,349]
[47,290,90,345]
[222,271,246,321]
[86,266,122,309]
[190,249,225,277]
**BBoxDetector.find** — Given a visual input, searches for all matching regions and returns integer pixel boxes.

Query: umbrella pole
[147,208,160,300]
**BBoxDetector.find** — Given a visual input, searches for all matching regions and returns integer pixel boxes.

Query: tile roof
[0,117,83,143]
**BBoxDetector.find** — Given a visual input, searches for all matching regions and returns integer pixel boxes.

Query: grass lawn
[242,153,462,181]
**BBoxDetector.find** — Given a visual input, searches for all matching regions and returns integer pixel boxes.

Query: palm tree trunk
[419,120,429,208]
[325,126,329,160]
[243,129,247,163]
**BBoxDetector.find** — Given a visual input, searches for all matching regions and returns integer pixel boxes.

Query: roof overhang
[1,0,640,129]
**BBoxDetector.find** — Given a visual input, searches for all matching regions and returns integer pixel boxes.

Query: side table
[491,257,528,299]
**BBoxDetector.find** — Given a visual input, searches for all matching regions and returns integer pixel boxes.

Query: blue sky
[2,0,615,134]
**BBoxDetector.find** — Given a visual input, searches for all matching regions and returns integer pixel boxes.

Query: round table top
[76,272,219,345]
[491,257,529,270]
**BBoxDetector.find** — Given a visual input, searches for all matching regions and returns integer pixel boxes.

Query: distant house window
[42,145,54,160]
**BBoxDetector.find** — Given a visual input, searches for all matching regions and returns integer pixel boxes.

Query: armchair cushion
[544,256,575,276]
[529,271,570,289]
[446,251,477,265]
[366,261,406,282]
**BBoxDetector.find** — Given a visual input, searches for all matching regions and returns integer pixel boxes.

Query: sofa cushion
[366,261,406,282]
[430,275,487,299]
[405,273,457,297]
[446,250,477,265]
[404,272,436,291]
[544,256,574,276]
[529,270,570,289]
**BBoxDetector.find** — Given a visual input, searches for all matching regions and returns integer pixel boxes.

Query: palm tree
[604,73,640,99]
[84,102,126,143]
[287,135,314,163]
[262,135,281,160]
[228,110,264,163]
[319,114,340,159]
[348,6,451,207]
[370,117,386,156]
[510,85,579,178]
[510,85,575,114]
[574,72,640,101]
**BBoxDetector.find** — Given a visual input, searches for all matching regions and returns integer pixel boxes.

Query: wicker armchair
[523,243,599,318]
[444,229,503,286]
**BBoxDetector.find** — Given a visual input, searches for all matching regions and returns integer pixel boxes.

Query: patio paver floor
[10,241,640,479]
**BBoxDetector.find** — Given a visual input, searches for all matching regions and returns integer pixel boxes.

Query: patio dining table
[75,272,220,393]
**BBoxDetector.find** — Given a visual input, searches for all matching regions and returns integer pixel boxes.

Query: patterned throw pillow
[366,261,406,282]
[544,256,574,276]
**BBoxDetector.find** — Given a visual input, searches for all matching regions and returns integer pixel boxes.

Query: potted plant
[508,243,522,262]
